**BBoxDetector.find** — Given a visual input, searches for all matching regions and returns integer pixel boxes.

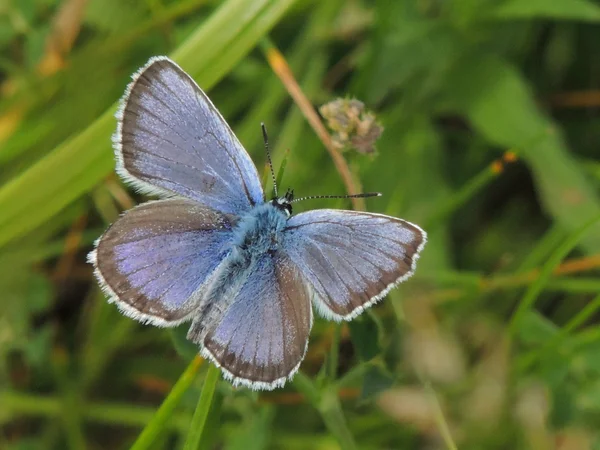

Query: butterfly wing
[115,56,264,214]
[188,251,313,390]
[89,199,235,326]
[283,210,427,321]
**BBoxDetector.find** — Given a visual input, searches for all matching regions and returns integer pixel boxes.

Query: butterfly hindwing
[283,209,427,321]
[188,251,313,389]
[90,199,235,326]
[115,56,264,214]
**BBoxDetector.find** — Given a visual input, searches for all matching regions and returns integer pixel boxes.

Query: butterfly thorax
[232,202,288,258]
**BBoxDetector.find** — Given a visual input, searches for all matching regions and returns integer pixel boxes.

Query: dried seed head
[320,98,383,155]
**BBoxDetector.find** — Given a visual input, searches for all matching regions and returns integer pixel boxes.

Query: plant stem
[560,292,600,335]
[416,253,600,301]
[182,364,220,450]
[292,372,321,405]
[328,324,341,381]
[130,356,203,450]
[424,162,499,230]
[260,37,364,210]
[293,373,358,450]
[423,381,458,450]
[319,390,358,450]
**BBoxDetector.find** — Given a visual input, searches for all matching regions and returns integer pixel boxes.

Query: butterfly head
[272,188,294,217]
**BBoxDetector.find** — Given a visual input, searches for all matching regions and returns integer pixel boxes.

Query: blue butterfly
[89,56,427,390]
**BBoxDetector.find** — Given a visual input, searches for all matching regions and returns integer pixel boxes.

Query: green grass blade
[1,391,190,430]
[182,364,220,450]
[318,390,358,450]
[274,148,290,194]
[292,373,358,450]
[508,213,600,337]
[491,0,600,21]
[0,0,298,250]
[130,357,203,450]
[424,161,500,230]
[518,293,600,372]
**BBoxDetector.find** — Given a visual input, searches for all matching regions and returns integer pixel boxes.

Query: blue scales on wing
[114,56,264,214]
[282,209,427,321]
[188,251,313,390]
[90,199,235,326]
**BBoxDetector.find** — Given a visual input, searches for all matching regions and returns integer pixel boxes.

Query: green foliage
[2,0,600,448]
[491,0,600,21]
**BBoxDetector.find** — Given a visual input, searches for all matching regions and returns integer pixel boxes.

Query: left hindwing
[283,210,427,321]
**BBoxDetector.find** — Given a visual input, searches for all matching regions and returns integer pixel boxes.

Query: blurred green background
[2,0,600,448]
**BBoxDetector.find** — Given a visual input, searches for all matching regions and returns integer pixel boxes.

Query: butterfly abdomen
[187,203,289,343]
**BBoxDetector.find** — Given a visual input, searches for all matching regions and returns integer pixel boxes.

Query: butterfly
[88,56,427,390]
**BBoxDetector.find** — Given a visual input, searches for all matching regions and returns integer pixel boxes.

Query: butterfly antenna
[261,123,278,197]
[291,192,382,203]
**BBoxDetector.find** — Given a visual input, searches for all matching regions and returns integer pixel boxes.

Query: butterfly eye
[284,203,292,216]
[271,197,292,216]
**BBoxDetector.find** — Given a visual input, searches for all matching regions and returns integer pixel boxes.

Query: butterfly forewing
[116,56,263,214]
[192,251,313,389]
[90,199,235,326]
[283,210,427,321]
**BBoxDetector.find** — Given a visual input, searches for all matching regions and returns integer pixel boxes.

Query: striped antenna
[261,123,278,197]
[291,192,381,203]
